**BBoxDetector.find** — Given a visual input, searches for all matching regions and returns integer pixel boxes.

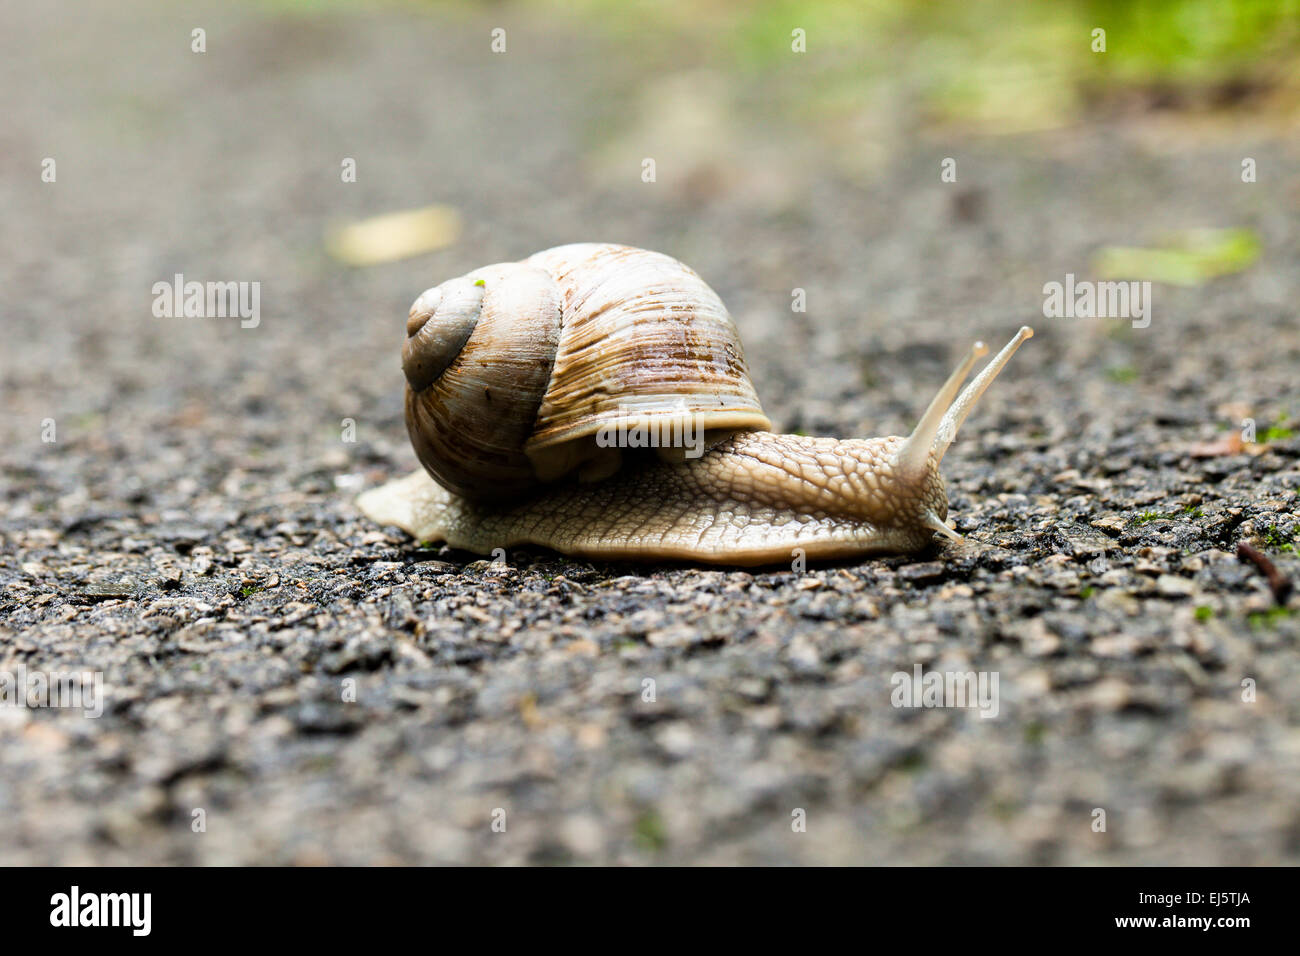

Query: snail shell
[402,243,771,501]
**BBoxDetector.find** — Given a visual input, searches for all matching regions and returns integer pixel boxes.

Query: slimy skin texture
[357,431,948,566]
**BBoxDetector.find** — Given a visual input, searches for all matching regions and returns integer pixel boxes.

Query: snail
[357,243,1033,566]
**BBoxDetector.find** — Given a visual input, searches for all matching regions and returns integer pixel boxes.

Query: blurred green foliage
[1094,228,1262,286]
[265,0,1300,134]
[1080,0,1300,84]
[531,0,1300,129]
[585,0,1299,79]
[272,0,1300,93]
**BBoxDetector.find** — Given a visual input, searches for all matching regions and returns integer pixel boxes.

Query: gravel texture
[1,1,1298,864]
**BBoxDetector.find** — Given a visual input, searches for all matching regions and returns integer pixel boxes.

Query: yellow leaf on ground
[325,205,461,266]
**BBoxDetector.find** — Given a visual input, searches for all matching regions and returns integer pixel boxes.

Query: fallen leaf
[1187,433,1269,457]
[1093,227,1261,286]
[325,204,461,266]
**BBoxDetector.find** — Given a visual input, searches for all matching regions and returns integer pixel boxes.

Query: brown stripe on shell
[523,244,770,455]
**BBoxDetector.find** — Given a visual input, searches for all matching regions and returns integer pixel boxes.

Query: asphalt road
[1,0,1298,864]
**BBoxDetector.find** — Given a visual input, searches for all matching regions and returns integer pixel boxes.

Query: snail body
[358,243,1033,566]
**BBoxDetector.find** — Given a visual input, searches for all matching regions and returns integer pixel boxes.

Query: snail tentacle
[932,326,1034,463]
[894,339,988,480]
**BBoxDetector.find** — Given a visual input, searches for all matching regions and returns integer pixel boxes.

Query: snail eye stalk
[932,326,1033,465]
[894,340,987,480]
